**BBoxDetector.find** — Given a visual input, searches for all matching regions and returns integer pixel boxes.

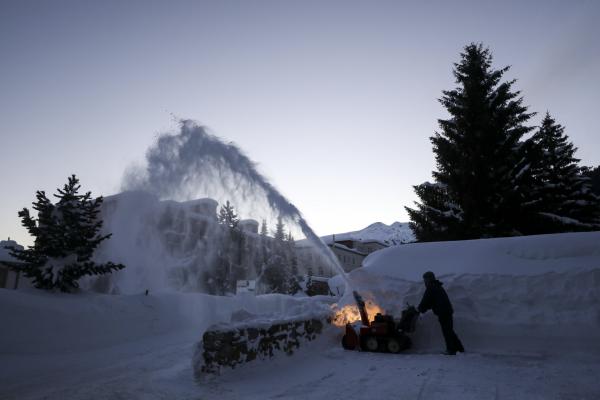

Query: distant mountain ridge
[321,222,415,246]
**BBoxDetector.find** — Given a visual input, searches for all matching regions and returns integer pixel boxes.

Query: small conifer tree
[9,175,125,292]
[274,216,285,241]
[260,219,268,236]
[217,200,240,229]
[285,232,295,243]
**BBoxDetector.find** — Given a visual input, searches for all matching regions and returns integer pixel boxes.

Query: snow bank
[363,231,600,280]
[0,289,333,356]
[334,231,600,354]
[0,288,336,399]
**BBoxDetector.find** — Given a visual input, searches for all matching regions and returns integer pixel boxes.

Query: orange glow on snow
[331,300,383,327]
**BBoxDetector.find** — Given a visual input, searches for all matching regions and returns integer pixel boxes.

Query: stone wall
[194,317,327,375]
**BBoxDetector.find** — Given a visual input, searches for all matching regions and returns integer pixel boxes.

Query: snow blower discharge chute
[341,291,419,353]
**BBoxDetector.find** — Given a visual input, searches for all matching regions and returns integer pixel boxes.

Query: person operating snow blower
[418,271,465,355]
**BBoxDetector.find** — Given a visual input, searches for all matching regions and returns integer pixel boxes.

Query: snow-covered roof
[182,198,219,207]
[329,243,367,257]
[357,239,389,247]
[104,190,159,204]
[0,240,23,262]
[180,198,219,216]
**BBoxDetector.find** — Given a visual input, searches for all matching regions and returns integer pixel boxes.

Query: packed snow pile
[333,231,600,354]
[321,221,415,246]
[363,231,600,279]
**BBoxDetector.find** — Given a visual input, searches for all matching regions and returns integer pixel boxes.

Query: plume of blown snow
[121,120,348,286]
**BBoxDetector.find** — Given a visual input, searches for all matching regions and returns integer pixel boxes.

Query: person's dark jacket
[418,280,453,316]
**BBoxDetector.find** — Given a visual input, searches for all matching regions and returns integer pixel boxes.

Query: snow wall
[195,317,328,375]
[333,231,600,354]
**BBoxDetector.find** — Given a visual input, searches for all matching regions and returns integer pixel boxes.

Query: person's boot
[442,350,456,355]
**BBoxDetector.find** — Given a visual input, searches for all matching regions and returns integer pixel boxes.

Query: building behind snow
[298,221,414,275]
[295,236,390,276]
[94,191,344,296]
[0,239,27,289]
[94,191,272,294]
[327,238,388,272]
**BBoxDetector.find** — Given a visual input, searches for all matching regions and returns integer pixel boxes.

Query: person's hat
[422,271,436,281]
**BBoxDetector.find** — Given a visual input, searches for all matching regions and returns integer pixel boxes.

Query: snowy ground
[204,337,600,400]
[2,321,599,400]
[2,231,600,399]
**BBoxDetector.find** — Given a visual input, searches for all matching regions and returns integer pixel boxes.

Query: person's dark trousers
[438,313,464,354]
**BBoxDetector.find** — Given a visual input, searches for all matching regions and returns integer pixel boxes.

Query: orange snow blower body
[341,291,418,353]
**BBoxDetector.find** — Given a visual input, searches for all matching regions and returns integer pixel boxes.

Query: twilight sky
[1,0,599,246]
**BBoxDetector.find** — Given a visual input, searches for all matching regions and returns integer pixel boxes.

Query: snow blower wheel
[362,336,380,352]
[386,338,401,353]
[341,334,357,350]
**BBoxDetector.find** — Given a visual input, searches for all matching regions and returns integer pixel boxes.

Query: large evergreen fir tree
[9,175,125,292]
[525,113,600,232]
[405,182,465,241]
[406,43,535,241]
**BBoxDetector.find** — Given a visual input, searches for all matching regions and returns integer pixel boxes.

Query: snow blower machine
[341,291,419,353]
